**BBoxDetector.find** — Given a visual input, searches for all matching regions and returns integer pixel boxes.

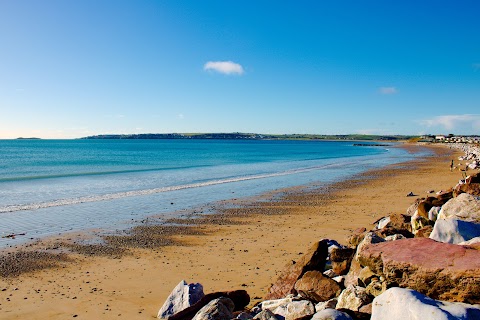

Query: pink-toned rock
[265,240,328,300]
[294,271,342,302]
[357,238,480,304]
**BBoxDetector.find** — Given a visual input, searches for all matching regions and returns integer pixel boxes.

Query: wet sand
[0,144,464,319]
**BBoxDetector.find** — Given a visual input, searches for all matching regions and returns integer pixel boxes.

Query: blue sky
[1,1,479,138]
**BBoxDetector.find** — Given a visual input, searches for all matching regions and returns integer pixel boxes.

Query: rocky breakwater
[156,170,480,319]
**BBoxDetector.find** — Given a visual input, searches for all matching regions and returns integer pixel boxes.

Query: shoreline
[0,143,464,319]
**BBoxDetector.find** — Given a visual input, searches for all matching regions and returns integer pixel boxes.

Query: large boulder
[438,193,480,222]
[429,218,480,244]
[357,238,480,303]
[265,240,328,300]
[191,297,235,320]
[158,280,204,319]
[454,183,480,196]
[372,287,480,320]
[294,270,342,302]
[311,309,353,320]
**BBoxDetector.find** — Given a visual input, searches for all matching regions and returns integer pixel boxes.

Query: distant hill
[81,133,416,141]
[16,137,41,140]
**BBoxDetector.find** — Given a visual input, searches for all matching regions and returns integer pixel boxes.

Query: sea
[0,139,425,248]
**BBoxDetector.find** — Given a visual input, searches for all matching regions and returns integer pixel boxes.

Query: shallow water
[0,139,425,247]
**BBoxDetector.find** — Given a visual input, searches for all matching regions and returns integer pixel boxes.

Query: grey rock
[158,280,204,319]
[438,193,480,222]
[191,297,234,320]
[314,298,337,312]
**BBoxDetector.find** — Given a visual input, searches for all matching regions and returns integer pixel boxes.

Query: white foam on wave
[0,163,342,214]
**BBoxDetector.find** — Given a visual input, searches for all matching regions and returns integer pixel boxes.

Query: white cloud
[379,87,397,95]
[419,114,480,131]
[203,61,244,75]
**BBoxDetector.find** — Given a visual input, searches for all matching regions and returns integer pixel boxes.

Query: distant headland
[81,133,414,141]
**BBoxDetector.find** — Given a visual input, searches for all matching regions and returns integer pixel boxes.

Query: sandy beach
[0,144,464,319]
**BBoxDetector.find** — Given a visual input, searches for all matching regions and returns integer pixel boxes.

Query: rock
[330,247,355,276]
[375,217,390,229]
[336,285,371,311]
[357,267,376,287]
[169,291,250,320]
[344,258,362,288]
[273,300,315,320]
[411,210,432,234]
[357,238,480,303]
[454,183,480,196]
[257,296,294,313]
[332,276,345,285]
[365,280,387,297]
[265,240,328,300]
[406,198,424,216]
[374,226,413,239]
[371,287,480,320]
[438,193,480,222]
[429,218,480,244]
[323,269,337,278]
[158,280,204,319]
[384,234,406,241]
[414,225,433,238]
[252,309,277,320]
[428,206,441,222]
[346,228,367,247]
[358,303,372,314]
[388,213,412,232]
[459,237,480,245]
[311,309,353,320]
[235,312,253,320]
[406,192,415,197]
[191,297,235,320]
[355,232,384,261]
[314,298,337,312]
[294,271,342,302]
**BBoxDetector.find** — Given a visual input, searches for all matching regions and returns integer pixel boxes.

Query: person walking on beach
[450,159,454,172]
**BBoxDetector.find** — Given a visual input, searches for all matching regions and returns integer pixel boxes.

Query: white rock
[323,269,337,278]
[311,309,353,320]
[336,285,371,311]
[384,234,406,241]
[429,218,480,244]
[157,280,204,319]
[273,300,315,320]
[235,312,253,320]
[372,287,480,320]
[428,206,441,222]
[332,276,345,284]
[192,297,234,320]
[314,298,337,312]
[458,237,480,245]
[438,193,480,222]
[259,297,294,312]
[376,216,390,229]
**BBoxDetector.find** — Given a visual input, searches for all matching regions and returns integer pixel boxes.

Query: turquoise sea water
[0,139,421,247]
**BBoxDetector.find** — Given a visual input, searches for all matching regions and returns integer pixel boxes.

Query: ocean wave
[0,164,341,214]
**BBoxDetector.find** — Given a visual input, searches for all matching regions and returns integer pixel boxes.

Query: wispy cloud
[419,114,480,131]
[379,87,398,95]
[204,61,244,75]
[178,113,184,119]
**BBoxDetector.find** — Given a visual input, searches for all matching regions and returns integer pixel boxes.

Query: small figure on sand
[450,159,454,172]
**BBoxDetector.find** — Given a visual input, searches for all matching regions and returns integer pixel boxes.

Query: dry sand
[0,144,465,319]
